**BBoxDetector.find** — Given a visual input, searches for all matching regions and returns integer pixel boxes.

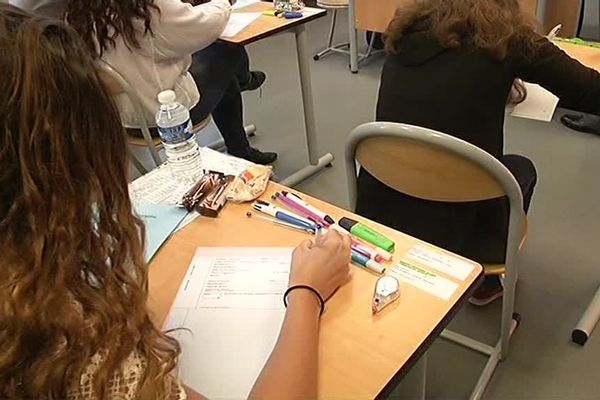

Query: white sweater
[12,0,231,127]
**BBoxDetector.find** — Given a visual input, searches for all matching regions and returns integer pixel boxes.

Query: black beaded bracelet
[283,285,325,316]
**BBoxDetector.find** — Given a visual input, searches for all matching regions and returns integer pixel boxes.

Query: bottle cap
[157,90,177,105]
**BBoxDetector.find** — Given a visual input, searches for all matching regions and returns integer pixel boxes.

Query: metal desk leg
[572,284,600,345]
[280,25,334,187]
[348,0,359,73]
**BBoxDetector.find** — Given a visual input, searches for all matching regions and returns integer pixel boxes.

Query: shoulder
[67,351,186,400]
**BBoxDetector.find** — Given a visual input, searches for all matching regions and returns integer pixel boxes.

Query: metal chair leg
[130,153,148,174]
[314,9,339,60]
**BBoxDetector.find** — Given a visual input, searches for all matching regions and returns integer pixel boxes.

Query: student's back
[358,0,600,303]
[377,22,514,158]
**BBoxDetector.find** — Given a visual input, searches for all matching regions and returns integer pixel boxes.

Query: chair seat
[482,263,506,276]
[127,134,162,149]
[317,0,348,8]
[126,117,211,149]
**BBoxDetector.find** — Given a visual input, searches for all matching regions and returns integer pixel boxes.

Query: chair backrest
[96,60,162,167]
[345,121,525,266]
[317,0,349,8]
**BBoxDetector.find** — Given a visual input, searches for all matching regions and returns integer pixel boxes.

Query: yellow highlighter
[262,10,276,16]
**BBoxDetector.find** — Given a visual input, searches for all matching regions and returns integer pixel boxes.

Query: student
[357,0,600,305]
[0,5,350,398]
[62,0,276,165]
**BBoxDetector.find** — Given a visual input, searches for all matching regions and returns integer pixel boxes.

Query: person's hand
[289,229,351,301]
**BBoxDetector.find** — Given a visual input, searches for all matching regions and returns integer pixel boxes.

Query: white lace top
[67,351,186,400]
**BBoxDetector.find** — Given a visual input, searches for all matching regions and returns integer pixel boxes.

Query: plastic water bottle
[155,90,202,183]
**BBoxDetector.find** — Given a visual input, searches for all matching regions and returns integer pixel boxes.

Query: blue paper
[135,204,189,262]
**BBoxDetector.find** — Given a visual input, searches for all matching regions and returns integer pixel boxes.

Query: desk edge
[220,9,326,46]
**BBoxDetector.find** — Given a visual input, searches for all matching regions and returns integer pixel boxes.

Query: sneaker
[240,71,266,92]
[469,275,503,306]
[231,147,278,165]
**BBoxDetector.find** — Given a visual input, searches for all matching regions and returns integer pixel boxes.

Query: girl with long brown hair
[0,4,350,398]
[12,0,277,165]
[356,0,600,305]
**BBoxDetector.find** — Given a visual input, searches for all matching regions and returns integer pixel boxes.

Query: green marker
[338,217,395,253]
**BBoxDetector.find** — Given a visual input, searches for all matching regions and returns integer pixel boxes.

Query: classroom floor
[131,10,600,400]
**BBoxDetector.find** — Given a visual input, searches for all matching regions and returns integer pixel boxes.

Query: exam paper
[509,82,559,122]
[232,0,260,10]
[220,12,262,38]
[164,247,292,399]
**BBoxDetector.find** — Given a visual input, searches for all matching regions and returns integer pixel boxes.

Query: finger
[320,229,342,247]
[300,238,314,250]
[315,229,327,246]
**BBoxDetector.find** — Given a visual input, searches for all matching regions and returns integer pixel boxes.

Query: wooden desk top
[557,42,600,72]
[148,182,483,398]
[221,2,325,46]
[354,0,538,34]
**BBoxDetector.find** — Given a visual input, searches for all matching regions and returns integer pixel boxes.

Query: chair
[313,0,375,63]
[97,61,163,173]
[345,122,526,400]
[98,61,256,174]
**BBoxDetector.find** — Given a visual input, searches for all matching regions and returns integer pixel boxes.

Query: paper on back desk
[220,12,262,38]
[134,203,188,262]
[164,247,292,399]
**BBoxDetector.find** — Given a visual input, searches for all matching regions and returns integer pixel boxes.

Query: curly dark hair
[385,0,539,60]
[65,0,159,55]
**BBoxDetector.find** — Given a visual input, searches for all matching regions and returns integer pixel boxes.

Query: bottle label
[157,119,193,145]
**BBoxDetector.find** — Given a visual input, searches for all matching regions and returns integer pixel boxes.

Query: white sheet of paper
[390,261,458,300]
[128,147,254,205]
[509,82,559,122]
[232,0,260,10]
[220,12,262,38]
[407,244,475,281]
[164,247,293,399]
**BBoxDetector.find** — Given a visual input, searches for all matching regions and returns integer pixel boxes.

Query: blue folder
[135,204,189,262]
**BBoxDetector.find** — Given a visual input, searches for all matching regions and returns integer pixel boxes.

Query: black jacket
[357,25,600,263]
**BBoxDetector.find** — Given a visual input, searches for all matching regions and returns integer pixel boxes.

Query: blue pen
[283,11,303,19]
[252,201,317,230]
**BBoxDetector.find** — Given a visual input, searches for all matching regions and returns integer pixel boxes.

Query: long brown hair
[64,0,159,55]
[0,4,179,398]
[384,0,539,60]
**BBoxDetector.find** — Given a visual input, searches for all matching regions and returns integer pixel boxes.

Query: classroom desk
[147,181,483,398]
[221,2,331,187]
[348,0,583,73]
[557,41,600,71]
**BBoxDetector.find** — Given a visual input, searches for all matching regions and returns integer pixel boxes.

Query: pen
[252,201,317,230]
[281,191,335,225]
[272,192,327,226]
[351,250,385,274]
[254,199,317,228]
[246,211,316,234]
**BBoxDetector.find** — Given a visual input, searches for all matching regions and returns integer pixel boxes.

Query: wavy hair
[384,0,539,60]
[64,0,159,55]
[0,5,179,398]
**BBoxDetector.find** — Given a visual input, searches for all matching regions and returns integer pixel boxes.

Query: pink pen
[351,244,372,259]
[272,192,328,226]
